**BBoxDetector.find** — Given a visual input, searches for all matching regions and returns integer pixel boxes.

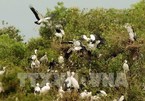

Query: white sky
[0,0,139,42]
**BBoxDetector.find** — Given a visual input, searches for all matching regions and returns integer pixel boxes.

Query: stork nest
[126,44,142,50]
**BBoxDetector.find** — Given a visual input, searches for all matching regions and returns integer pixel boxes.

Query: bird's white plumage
[90,34,96,41]
[118,95,125,101]
[122,60,129,73]
[31,55,37,60]
[73,39,81,47]
[40,54,48,63]
[82,35,90,42]
[0,67,6,75]
[40,83,50,94]
[58,55,64,64]
[34,83,41,95]
[124,23,136,42]
[100,90,107,97]
[31,59,40,69]
[82,34,96,42]
[70,72,80,89]
[87,40,101,50]
[0,82,4,93]
[91,95,100,101]
[34,49,37,55]
[58,86,65,98]
[55,28,65,38]
[64,73,72,89]
[80,90,88,99]
[29,6,52,25]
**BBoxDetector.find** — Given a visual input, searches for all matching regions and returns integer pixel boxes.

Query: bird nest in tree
[126,44,142,50]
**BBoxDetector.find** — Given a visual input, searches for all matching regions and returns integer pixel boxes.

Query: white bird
[31,55,37,60]
[86,92,92,98]
[122,60,129,73]
[58,86,65,98]
[40,52,48,64]
[31,49,38,60]
[0,82,4,93]
[0,67,6,75]
[34,83,41,95]
[70,72,80,90]
[118,95,125,101]
[58,54,64,68]
[34,49,38,55]
[91,95,100,101]
[90,34,96,42]
[29,5,53,25]
[40,82,50,94]
[82,34,96,42]
[80,90,92,99]
[55,27,65,39]
[64,71,72,90]
[112,99,117,101]
[80,90,88,99]
[100,90,107,97]
[56,86,65,101]
[82,35,90,42]
[124,23,136,42]
[58,54,64,64]
[87,40,101,50]
[67,39,83,53]
[31,59,40,69]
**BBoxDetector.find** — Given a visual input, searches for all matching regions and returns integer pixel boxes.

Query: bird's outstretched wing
[29,5,44,20]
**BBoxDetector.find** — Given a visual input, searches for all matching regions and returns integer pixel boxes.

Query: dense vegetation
[0,1,145,101]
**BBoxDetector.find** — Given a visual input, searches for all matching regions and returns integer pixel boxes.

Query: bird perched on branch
[122,60,129,73]
[124,23,137,42]
[54,24,65,40]
[40,52,48,64]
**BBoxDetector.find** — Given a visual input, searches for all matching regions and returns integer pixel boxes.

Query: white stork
[55,24,65,39]
[29,5,53,25]
[34,83,41,95]
[122,60,129,73]
[118,95,125,101]
[70,72,80,90]
[40,52,48,64]
[0,67,6,75]
[124,23,136,42]
[40,82,50,94]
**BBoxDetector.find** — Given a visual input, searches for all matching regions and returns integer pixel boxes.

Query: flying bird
[29,5,53,25]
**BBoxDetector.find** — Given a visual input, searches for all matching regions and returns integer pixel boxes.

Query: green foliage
[0,26,23,42]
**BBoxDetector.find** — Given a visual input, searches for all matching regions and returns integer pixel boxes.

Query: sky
[0,0,139,42]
